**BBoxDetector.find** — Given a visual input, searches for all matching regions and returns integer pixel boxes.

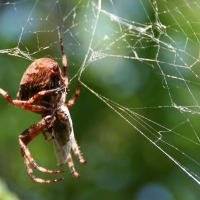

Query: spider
[0,39,86,183]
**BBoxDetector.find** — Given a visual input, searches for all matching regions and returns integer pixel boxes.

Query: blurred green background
[1,0,200,200]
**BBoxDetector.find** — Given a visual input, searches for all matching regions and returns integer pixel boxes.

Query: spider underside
[0,39,86,183]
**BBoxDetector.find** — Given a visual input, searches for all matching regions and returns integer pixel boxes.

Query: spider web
[1,0,200,197]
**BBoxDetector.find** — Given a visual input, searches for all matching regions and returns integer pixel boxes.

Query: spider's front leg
[19,115,65,183]
[0,88,61,112]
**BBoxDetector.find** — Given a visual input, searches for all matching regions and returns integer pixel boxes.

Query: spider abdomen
[17,58,66,112]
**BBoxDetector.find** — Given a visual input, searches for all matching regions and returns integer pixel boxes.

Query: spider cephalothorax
[0,39,86,183]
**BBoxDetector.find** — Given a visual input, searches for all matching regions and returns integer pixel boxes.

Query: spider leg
[60,39,68,90]
[19,115,65,183]
[22,87,63,105]
[72,139,86,164]
[66,81,81,108]
[24,156,63,183]
[0,88,60,112]
[67,153,80,178]
[59,39,81,108]
[42,132,54,141]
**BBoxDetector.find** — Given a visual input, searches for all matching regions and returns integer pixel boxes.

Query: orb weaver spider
[0,39,86,183]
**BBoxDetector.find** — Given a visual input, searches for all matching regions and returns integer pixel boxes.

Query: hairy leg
[67,153,80,178]
[19,116,65,183]
[66,81,81,108]
[72,138,86,164]
[60,39,68,90]
[0,87,61,112]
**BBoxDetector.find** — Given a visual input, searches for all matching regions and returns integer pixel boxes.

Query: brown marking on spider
[0,39,86,183]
